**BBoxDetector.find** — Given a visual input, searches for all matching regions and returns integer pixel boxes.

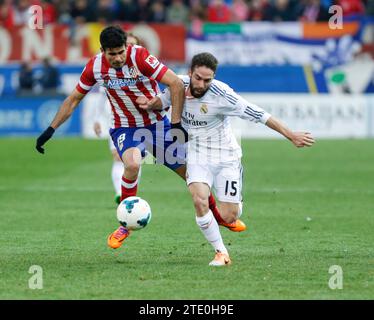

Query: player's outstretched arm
[35,89,85,154]
[265,116,315,148]
[159,69,185,124]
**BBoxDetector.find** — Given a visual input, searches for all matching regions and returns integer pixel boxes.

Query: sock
[195,210,228,254]
[112,161,124,196]
[208,194,225,224]
[238,201,243,218]
[121,176,138,201]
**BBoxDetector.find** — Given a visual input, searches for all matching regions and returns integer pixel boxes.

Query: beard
[190,84,209,98]
[112,62,124,69]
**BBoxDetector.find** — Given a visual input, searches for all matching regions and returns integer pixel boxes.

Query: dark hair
[191,52,218,73]
[100,26,127,51]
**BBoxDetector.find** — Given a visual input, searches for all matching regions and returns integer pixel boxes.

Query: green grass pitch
[0,138,373,299]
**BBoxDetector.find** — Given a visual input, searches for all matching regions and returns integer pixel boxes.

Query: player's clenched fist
[136,96,163,111]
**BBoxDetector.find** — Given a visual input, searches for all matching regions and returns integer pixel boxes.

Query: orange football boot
[220,219,247,232]
[107,226,130,249]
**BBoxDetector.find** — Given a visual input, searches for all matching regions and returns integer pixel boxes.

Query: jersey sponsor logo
[182,117,208,127]
[200,104,208,114]
[145,55,159,69]
[102,77,146,89]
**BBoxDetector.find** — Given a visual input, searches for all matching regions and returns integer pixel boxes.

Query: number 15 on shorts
[225,180,238,196]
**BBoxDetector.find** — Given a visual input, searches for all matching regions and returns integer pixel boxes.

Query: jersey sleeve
[157,87,171,110]
[157,75,186,109]
[76,57,97,95]
[134,46,168,82]
[216,83,271,124]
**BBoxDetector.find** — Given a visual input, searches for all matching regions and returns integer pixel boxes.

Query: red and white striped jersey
[76,45,168,128]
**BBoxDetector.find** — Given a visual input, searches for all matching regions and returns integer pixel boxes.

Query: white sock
[112,161,124,195]
[238,201,243,218]
[196,210,228,254]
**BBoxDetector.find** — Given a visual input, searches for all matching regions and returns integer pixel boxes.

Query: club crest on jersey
[145,55,159,69]
[128,66,139,78]
[200,104,208,114]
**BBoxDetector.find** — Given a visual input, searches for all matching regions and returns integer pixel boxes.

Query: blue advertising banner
[0,97,81,136]
[0,65,83,96]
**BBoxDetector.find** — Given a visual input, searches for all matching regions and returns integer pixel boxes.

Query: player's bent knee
[192,194,209,215]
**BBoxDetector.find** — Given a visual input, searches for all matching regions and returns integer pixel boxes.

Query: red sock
[208,194,225,224]
[121,176,138,201]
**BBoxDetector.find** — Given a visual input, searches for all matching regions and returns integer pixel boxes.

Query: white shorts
[186,159,243,203]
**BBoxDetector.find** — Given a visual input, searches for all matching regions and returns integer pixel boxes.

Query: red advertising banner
[0,23,186,63]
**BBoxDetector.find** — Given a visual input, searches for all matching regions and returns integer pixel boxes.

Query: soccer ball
[117,196,152,230]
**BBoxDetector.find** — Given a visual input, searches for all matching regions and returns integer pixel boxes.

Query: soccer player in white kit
[138,52,315,266]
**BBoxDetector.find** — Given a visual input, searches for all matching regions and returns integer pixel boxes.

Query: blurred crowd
[18,57,59,95]
[0,0,373,30]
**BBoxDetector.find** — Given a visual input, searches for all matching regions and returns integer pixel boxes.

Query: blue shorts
[109,116,186,171]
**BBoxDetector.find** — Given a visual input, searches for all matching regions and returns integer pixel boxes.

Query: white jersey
[159,75,271,164]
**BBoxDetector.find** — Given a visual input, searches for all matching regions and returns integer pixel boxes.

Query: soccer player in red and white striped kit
[36,26,246,250]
